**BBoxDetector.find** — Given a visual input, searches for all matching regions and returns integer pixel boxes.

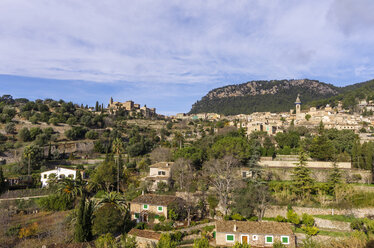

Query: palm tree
[112,138,124,193]
[97,191,128,213]
[23,146,34,177]
[56,178,85,202]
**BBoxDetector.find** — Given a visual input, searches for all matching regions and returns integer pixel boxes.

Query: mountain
[189,79,340,115]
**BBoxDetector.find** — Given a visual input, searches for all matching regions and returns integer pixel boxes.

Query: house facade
[215,220,296,247]
[40,167,78,187]
[146,162,174,191]
[130,194,183,223]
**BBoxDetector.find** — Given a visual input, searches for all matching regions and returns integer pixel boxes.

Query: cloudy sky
[0,0,374,114]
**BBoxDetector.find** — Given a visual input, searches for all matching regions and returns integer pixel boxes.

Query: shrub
[5,224,21,236]
[37,194,73,211]
[193,237,209,248]
[302,225,319,236]
[275,215,287,222]
[18,222,39,239]
[272,241,286,248]
[85,130,99,140]
[159,215,166,222]
[231,213,245,221]
[5,122,16,134]
[95,233,117,248]
[287,210,300,225]
[302,213,315,227]
[65,126,88,140]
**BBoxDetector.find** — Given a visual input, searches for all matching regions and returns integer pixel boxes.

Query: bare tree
[171,158,195,226]
[150,147,172,163]
[203,155,240,216]
[171,158,194,191]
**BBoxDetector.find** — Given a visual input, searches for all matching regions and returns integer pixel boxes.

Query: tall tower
[110,97,113,105]
[295,94,301,116]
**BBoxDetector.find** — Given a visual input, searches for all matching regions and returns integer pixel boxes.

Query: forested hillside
[189,79,339,115]
[189,79,374,115]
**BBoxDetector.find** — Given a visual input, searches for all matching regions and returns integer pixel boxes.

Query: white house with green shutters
[215,220,296,247]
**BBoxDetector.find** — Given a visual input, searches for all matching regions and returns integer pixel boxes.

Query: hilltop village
[0,94,374,248]
[174,95,374,138]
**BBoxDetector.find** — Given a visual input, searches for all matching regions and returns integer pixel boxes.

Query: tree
[203,155,240,215]
[75,196,93,242]
[150,147,172,163]
[305,114,311,121]
[92,203,124,235]
[18,127,31,142]
[0,167,7,193]
[171,158,194,191]
[233,181,271,220]
[327,161,342,197]
[98,191,128,213]
[5,122,16,134]
[89,161,117,192]
[112,138,124,192]
[291,149,314,199]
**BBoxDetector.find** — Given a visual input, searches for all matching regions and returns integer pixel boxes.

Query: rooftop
[128,228,161,240]
[149,162,174,168]
[216,220,294,236]
[131,194,182,206]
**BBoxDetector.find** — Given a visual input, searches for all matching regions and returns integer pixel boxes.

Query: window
[143,204,148,210]
[158,171,166,176]
[157,206,163,212]
[226,234,235,242]
[281,236,289,244]
[134,213,139,219]
[43,174,47,179]
[252,235,258,241]
[242,172,247,178]
[265,235,273,244]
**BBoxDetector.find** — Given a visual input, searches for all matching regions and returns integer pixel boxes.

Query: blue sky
[1,0,374,115]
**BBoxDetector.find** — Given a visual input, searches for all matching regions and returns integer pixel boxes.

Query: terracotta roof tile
[131,194,182,206]
[216,220,294,236]
[128,228,161,240]
[149,162,174,168]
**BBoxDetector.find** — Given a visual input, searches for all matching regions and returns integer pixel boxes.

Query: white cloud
[0,0,373,87]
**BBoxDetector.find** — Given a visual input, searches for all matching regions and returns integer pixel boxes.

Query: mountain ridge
[189,79,374,115]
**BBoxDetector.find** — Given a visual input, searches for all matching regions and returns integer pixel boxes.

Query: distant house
[130,194,183,223]
[215,220,296,247]
[128,228,160,248]
[40,167,81,187]
[146,162,174,191]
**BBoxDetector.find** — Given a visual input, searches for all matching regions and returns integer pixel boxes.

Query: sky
[1,0,374,115]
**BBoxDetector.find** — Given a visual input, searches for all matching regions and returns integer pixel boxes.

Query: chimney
[166,163,169,167]
[142,190,145,195]
[233,223,237,232]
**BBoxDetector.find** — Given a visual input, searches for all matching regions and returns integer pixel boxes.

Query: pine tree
[292,149,314,199]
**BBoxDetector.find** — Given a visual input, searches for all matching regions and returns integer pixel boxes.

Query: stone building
[145,162,174,191]
[130,194,184,223]
[215,220,296,247]
[107,98,157,117]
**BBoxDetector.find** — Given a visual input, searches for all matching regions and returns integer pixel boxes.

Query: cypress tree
[0,167,7,194]
[95,101,99,112]
[75,196,86,242]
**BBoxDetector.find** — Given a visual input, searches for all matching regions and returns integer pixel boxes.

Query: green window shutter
[155,215,159,219]
[266,236,273,243]
[226,235,234,241]
[143,204,148,209]
[213,231,216,238]
[158,206,163,211]
[135,213,139,218]
[282,236,289,243]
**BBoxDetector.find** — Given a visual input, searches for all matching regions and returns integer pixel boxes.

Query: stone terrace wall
[262,167,372,184]
[259,159,351,169]
[265,205,374,218]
